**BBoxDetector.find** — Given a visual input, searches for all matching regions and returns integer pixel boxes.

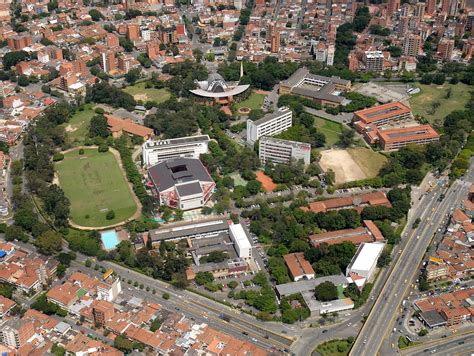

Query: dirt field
[256,171,277,192]
[319,149,368,184]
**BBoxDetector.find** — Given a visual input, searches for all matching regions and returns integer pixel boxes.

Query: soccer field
[55,148,138,227]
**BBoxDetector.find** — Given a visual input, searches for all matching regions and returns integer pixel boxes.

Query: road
[350,162,474,356]
[400,332,474,356]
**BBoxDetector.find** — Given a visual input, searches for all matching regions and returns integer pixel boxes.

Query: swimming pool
[101,230,119,250]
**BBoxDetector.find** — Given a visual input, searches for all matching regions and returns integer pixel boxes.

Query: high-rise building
[403,34,422,56]
[363,51,384,72]
[105,33,119,48]
[127,23,140,41]
[448,0,459,16]
[327,44,335,66]
[0,320,35,349]
[259,137,311,166]
[415,2,425,19]
[101,51,116,73]
[246,107,293,146]
[437,38,454,60]
[426,0,436,15]
[399,16,409,35]
[467,11,474,31]
[387,0,400,15]
[7,33,32,51]
[441,0,449,13]
[271,31,280,53]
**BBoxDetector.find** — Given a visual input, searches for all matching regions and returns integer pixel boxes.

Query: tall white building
[229,223,252,259]
[259,137,311,166]
[326,44,335,66]
[142,135,210,167]
[246,107,292,146]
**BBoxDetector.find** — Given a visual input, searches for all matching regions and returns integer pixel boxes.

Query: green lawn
[234,92,265,111]
[64,103,95,144]
[122,82,171,103]
[409,83,471,125]
[314,116,343,147]
[347,147,387,178]
[55,148,138,227]
[316,339,354,356]
[229,172,248,187]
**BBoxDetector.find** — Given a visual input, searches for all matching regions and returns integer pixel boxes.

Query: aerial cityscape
[0,0,473,355]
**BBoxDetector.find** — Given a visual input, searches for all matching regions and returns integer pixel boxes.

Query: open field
[409,83,471,124]
[55,148,138,227]
[314,116,343,147]
[234,92,265,111]
[122,82,171,103]
[63,104,94,144]
[347,147,387,178]
[319,148,386,184]
[229,172,248,187]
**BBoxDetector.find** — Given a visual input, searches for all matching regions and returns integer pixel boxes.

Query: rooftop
[378,124,439,143]
[252,106,292,126]
[354,101,412,124]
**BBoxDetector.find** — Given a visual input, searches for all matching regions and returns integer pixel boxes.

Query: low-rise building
[259,136,311,166]
[246,107,293,146]
[147,158,215,210]
[353,101,412,129]
[228,223,252,259]
[346,242,385,289]
[378,125,440,151]
[304,191,392,214]
[142,135,210,167]
[310,220,385,247]
[106,114,154,140]
[283,253,315,281]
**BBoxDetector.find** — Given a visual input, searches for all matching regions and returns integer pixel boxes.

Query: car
[242,331,249,335]
[458,341,465,345]
[322,330,328,334]
[430,350,437,354]
[251,338,258,342]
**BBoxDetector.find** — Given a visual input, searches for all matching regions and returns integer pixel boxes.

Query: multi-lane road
[401,332,474,356]
[350,162,474,356]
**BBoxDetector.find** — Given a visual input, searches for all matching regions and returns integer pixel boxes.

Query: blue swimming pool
[101,230,119,250]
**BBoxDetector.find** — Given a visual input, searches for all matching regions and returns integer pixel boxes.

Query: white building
[141,29,151,41]
[97,278,122,302]
[246,107,293,146]
[142,135,210,167]
[346,242,385,289]
[363,51,384,72]
[259,137,311,166]
[229,223,252,259]
[327,44,335,66]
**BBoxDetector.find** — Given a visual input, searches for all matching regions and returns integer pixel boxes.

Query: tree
[195,272,214,285]
[314,281,338,301]
[89,115,110,138]
[228,280,238,289]
[246,180,262,195]
[36,230,63,255]
[89,9,103,21]
[339,128,355,147]
[124,68,141,84]
[114,335,133,352]
[3,51,29,68]
[106,210,115,220]
[18,75,29,86]
[5,225,26,242]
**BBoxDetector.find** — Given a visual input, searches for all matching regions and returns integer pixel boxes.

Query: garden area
[122,82,171,103]
[409,83,471,125]
[234,91,265,112]
[313,117,343,147]
[315,337,355,356]
[63,103,95,144]
[55,148,138,227]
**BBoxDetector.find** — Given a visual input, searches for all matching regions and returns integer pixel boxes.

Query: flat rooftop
[276,274,348,296]
[252,107,292,126]
[144,135,210,148]
[260,136,311,150]
[149,219,229,242]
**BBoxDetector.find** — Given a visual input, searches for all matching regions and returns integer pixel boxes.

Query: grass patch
[122,82,171,103]
[409,83,471,125]
[63,103,95,144]
[316,338,354,356]
[347,147,388,178]
[55,148,138,227]
[229,172,248,187]
[314,116,343,147]
[234,92,265,111]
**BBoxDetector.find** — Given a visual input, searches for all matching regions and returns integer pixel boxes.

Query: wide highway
[350,162,474,356]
